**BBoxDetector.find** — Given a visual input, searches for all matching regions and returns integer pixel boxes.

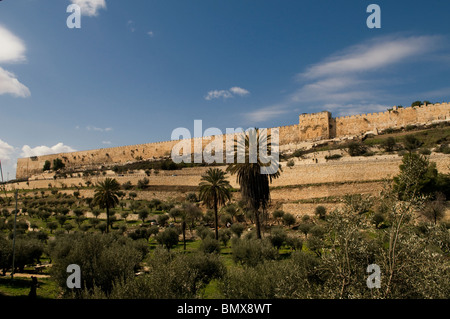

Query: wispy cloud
[70,0,106,17]
[301,35,440,79]
[0,25,30,98]
[229,86,250,97]
[127,20,136,32]
[86,125,113,132]
[243,105,290,124]
[244,34,445,121]
[205,86,250,101]
[21,143,76,157]
[147,31,154,37]
[102,141,112,145]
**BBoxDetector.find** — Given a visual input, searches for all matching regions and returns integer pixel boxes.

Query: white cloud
[243,105,289,123]
[0,25,26,64]
[205,90,233,100]
[21,143,76,158]
[0,25,30,98]
[147,31,154,37]
[70,0,106,17]
[301,35,440,79]
[0,67,31,97]
[205,86,250,100]
[230,86,250,96]
[0,139,15,162]
[102,141,112,145]
[86,125,113,132]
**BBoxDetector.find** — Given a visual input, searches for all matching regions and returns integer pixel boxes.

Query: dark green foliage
[230,223,245,238]
[43,160,51,171]
[231,237,278,267]
[404,135,423,152]
[325,154,342,160]
[269,227,287,250]
[346,141,367,156]
[104,249,225,299]
[156,214,169,227]
[220,251,321,299]
[137,178,149,189]
[49,233,146,296]
[393,153,450,200]
[155,228,179,251]
[218,229,232,247]
[314,206,327,219]
[196,225,214,240]
[381,137,396,152]
[282,212,296,226]
[52,158,65,171]
[199,236,221,254]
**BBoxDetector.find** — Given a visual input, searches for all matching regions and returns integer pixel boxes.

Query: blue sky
[1,0,450,179]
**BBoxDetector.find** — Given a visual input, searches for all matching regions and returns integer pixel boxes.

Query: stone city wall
[16,102,450,179]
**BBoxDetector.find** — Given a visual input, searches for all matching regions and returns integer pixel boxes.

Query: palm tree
[93,178,121,233]
[198,168,232,240]
[226,128,282,239]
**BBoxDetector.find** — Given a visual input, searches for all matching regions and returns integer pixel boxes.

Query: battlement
[15,102,450,179]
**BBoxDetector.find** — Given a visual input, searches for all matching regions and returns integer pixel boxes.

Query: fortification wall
[335,102,450,137]
[298,111,331,141]
[15,102,450,179]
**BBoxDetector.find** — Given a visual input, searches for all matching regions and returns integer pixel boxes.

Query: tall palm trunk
[254,208,262,239]
[182,221,187,250]
[106,206,110,233]
[214,193,219,240]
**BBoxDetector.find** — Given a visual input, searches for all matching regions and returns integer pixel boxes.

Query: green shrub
[230,223,245,238]
[282,212,296,226]
[196,225,214,240]
[199,237,221,254]
[155,228,179,250]
[325,154,342,161]
[231,238,278,267]
[419,148,431,155]
[49,233,146,296]
[269,227,287,250]
[346,141,367,156]
[314,206,327,220]
[106,249,225,299]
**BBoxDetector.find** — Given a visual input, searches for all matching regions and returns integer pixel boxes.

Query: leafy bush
[199,237,221,254]
[196,225,214,240]
[282,212,296,226]
[220,252,320,299]
[103,249,225,299]
[49,233,146,295]
[231,238,278,267]
[346,142,367,156]
[403,135,423,151]
[155,228,179,250]
[269,227,287,250]
[230,223,245,238]
[325,154,342,161]
[418,147,431,155]
[137,178,149,189]
[314,206,327,220]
